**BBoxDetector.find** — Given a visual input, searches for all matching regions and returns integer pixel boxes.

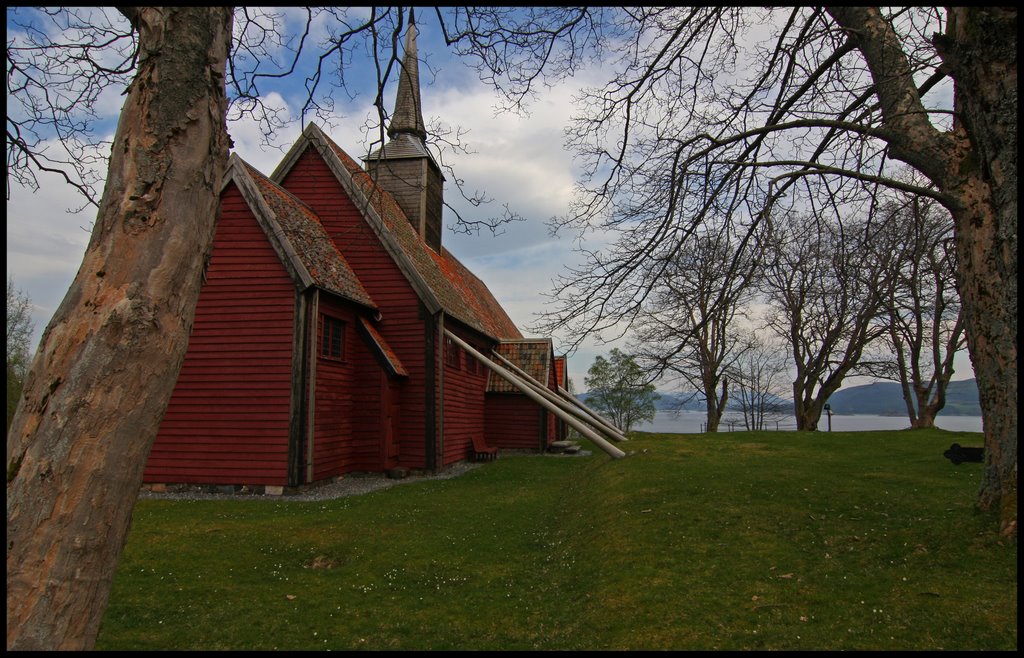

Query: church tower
[364,9,445,252]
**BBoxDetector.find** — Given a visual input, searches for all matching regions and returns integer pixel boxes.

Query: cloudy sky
[6,8,973,392]
[6,7,623,388]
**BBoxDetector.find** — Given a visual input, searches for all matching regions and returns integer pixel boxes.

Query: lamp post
[824,403,832,432]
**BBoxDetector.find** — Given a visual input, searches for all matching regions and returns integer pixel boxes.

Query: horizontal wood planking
[485,394,544,450]
[281,150,430,468]
[145,183,296,486]
[441,325,492,465]
[310,294,390,479]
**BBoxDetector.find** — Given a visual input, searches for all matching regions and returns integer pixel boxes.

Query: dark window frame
[320,314,346,361]
[444,336,461,369]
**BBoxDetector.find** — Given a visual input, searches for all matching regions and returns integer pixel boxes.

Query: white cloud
[6,168,95,350]
[5,14,973,395]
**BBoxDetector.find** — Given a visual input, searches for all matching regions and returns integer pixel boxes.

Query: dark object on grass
[471,435,498,462]
[943,442,984,465]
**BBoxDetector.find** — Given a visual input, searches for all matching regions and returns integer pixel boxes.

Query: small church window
[321,315,345,360]
[445,336,461,368]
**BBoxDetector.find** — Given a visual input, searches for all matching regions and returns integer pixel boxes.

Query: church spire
[389,8,427,141]
[363,7,444,252]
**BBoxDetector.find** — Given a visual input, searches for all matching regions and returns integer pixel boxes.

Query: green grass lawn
[97,428,1016,650]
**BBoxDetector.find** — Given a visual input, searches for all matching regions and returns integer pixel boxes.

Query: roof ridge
[228,153,377,310]
[274,124,522,340]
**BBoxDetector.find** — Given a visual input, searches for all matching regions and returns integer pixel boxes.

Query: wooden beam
[444,330,625,459]
[556,386,630,441]
[489,349,628,443]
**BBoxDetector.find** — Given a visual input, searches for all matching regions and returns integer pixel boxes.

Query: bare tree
[728,332,791,432]
[466,7,1015,536]
[871,189,966,428]
[631,227,757,432]
[759,212,894,431]
[6,7,234,650]
[3,8,540,649]
[4,9,1017,647]
[6,7,138,208]
[6,276,34,430]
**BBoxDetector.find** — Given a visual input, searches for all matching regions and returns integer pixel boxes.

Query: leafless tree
[728,332,792,432]
[6,7,138,208]
[759,211,895,431]
[869,188,966,428]
[7,7,233,650]
[485,7,1014,536]
[4,7,1017,648]
[631,226,757,432]
[2,7,599,649]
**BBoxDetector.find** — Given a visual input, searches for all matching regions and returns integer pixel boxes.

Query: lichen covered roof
[488,339,552,393]
[239,161,376,310]
[358,317,408,377]
[318,132,522,341]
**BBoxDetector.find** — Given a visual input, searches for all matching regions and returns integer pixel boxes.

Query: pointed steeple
[363,8,445,252]
[389,8,427,141]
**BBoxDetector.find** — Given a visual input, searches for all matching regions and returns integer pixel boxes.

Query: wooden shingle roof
[554,355,567,389]
[273,124,522,341]
[488,339,553,393]
[227,155,376,310]
[357,317,408,378]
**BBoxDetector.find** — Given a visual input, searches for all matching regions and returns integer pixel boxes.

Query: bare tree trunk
[937,7,1017,538]
[6,7,232,649]
[908,382,943,429]
[704,374,726,433]
[829,6,1016,537]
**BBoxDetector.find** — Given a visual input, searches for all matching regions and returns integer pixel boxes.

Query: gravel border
[136,460,486,503]
[136,448,593,503]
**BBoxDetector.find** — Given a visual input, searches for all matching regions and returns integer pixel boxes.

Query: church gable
[273,125,521,342]
[228,155,376,310]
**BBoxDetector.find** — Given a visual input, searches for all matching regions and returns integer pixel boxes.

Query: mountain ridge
[579,378,982,416]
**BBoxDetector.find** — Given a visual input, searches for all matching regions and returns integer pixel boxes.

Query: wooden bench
[471,435,498,462]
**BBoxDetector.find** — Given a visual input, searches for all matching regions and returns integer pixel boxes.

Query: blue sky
[6,7,974,393]
[6,7,616,387]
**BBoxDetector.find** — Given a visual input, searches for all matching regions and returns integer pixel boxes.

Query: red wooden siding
[146,184,296,485]
[546,356,559,446]
[485,395,544,450]
[311,294,388,479]
[441,324,491,465]
[280,149,432,468]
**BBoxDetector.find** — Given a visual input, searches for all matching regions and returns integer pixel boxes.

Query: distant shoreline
[636,410,983,434]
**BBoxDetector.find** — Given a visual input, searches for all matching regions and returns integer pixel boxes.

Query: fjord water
[634,410,984,434]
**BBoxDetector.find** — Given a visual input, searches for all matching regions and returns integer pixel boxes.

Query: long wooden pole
[555,385,629,440]
[489,349,628,443]
[443,330,626,459]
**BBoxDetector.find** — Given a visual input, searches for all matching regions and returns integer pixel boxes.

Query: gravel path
[137,460,485,503]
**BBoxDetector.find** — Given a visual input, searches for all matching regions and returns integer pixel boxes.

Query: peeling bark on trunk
[829,6,1017,539]
[6,7,233,650]
[937,7,1017,539]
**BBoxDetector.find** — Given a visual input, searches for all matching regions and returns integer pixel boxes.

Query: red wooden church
[143,18,619,490]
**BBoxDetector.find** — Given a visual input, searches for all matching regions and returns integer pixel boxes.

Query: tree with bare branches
[4,6,1017,649]
[759,212,895,431]
[631,226,757,432]
[869,188,966,429]
[4,8,529,649]
[728,332,792,432]
[491,6,1014,537]
[6,7,233,650]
